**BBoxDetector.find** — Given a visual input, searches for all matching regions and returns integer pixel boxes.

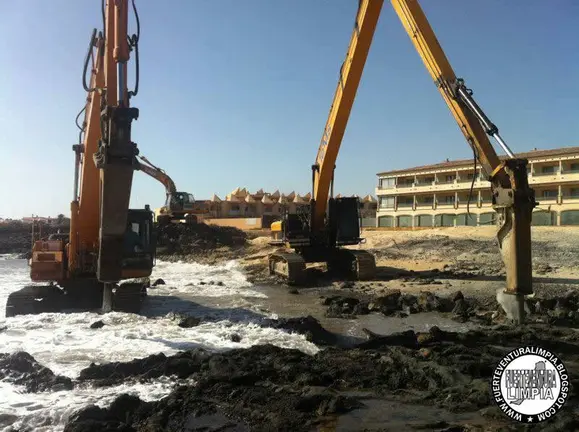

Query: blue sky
[0,1,577,219]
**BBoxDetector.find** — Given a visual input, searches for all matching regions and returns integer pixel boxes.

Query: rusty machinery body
[269,0,535,323]
[6,0,156,317]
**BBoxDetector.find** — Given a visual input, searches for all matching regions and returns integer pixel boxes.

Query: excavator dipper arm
[391,0,536,322]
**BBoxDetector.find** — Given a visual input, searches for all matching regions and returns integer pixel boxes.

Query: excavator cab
[167,192,195,211]
[157,192,197,225]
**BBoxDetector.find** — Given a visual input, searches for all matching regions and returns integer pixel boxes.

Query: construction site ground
[83,225,577,431]
[3,224,579,431]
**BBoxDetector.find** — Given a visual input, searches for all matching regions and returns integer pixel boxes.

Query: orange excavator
[269,0,535,323]
[135,155,197,225]
[6,0,156,317]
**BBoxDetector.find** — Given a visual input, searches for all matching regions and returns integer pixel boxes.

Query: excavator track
[348,250,376,280]
[5,285,65,317]
[329,249,376,281]
[268,252,306,285]
[113,282,147,314]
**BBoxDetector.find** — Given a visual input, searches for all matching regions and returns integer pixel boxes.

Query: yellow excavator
[6,0,155,317]
[135,155,197,225]
[269,0,535,323]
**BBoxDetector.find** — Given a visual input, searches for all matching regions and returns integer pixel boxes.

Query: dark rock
[64,321,579,432]
[230,334,242,343]
[178,316,202,328]
[216,281,225,286]
[0,413,18,428]
[352,301,370,315]
[262,316,337,346]
[452,291,464,302]
[399,294,419,314]
[0,351,73,392]
[370,289,401,315]
[79,350,210,385]
[155,222,247,257]
[323,297,360,318]
[452,299,470,317]
[151,278,165,287]
[288,287,299,294]
[90,320,105,329]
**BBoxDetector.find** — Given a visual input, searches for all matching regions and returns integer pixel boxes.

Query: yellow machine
[270,0,535,323]
[6,0,155,317]
[135,155,197,225]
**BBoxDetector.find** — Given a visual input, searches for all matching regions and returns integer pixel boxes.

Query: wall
[204,217,263,230]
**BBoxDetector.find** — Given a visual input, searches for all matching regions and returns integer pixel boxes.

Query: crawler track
[113,282,147,314]
[268,252,306,285]
[347,249,376,280]
[5,280,148,317]
[268,249,376,285]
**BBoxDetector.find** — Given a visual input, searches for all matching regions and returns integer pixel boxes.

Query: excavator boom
[312,0,383,231]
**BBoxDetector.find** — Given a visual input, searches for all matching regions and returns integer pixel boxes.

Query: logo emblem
[492,346,570,423]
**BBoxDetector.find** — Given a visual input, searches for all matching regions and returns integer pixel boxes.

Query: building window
[396,197,414,207]
[416,176,434,185]
[571,188,579,197]
[569,163,579,172]
[379,197,395,208]
[398,178,414,187]
[441,195,455,204]
[379,178,396,188]
[541,165,557,174]
[542,190,558,198]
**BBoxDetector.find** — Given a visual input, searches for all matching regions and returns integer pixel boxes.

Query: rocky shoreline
[2,316,577,432]
[4,226,579,430]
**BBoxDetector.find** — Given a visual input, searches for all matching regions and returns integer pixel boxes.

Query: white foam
[0,254,19,260]
[0,259,319,431]
[151,259,267,298]
[1,376,184,432]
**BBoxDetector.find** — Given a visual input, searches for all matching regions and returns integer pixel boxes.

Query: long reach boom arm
[135,155,178,196]
[311,0,535,322]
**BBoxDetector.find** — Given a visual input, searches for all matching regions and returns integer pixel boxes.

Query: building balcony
[377,180,490,196]
[397,202,414,208]
[415,202,434,208]
[533,171,560,177]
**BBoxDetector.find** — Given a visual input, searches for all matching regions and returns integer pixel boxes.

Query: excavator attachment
[94,106,140,283]
[492,159,536,323]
